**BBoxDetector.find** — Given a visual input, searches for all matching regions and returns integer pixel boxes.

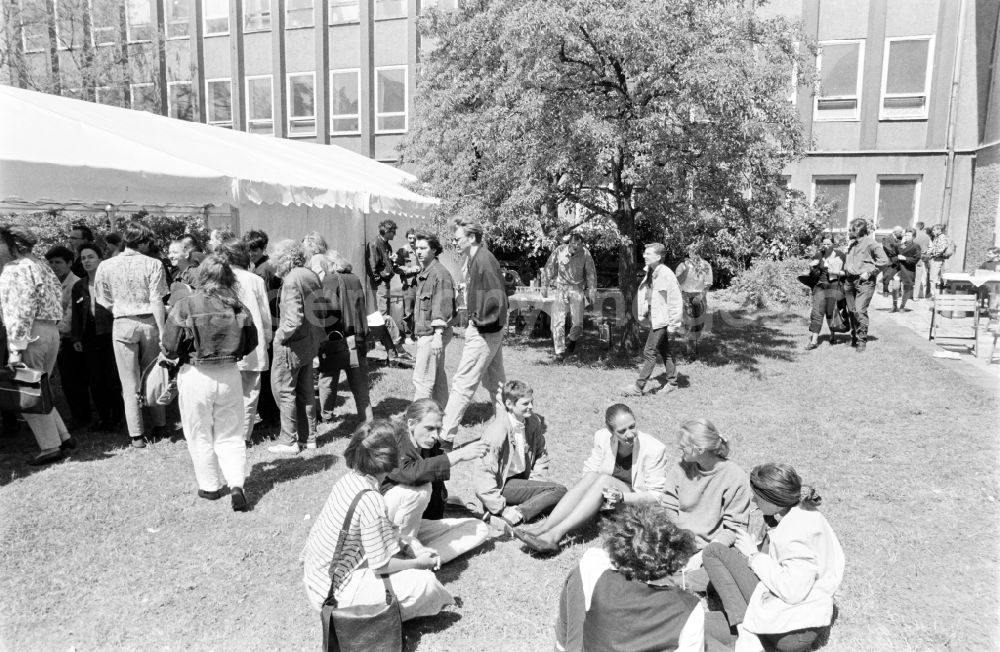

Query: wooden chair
[929,294,981,358]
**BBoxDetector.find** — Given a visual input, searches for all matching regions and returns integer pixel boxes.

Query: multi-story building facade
[4,0,998,267]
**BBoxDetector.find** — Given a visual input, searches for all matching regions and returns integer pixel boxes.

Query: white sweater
[742,506,845,635]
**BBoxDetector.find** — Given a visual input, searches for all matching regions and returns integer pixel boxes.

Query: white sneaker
[304,442,318,450]
[267,443,300,455]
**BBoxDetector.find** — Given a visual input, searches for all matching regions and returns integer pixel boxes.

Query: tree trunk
[615,207,641,353]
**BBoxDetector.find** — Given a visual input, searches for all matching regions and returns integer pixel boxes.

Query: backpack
[140,355,178,408]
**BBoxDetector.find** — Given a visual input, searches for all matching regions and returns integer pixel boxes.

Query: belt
[114,313,154,319]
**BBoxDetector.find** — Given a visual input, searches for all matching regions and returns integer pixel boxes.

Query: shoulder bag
[0,363,54,414]
[321,489,403,652]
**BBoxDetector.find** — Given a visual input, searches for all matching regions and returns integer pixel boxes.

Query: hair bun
[800,485,822,505]
[9,226,38,248]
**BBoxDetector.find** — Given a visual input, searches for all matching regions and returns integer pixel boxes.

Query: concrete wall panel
[818,0,871,39]
[885,0,939,35]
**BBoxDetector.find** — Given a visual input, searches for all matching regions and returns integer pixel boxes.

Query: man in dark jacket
[267,240,327,455]
[411,233,456,408]
[381,401,490,564]
[879,226,902,296]
[439,217,509,450]
[365,219,413,365]
[317,252,373,435]
[396,228,421,342]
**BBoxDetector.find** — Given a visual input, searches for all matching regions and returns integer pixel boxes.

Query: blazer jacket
[273,266,327,369]
[70,277,114,341]
[474,413,552,514]
[581,429,670,501]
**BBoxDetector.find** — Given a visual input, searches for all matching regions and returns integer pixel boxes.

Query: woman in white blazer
[513,403,669,554]
[701,463,845,652]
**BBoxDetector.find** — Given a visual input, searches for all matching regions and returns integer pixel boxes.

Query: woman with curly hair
[268,239,326,455]
[702,463,845,652]
[301,231,330,281]
[555,504,705,651]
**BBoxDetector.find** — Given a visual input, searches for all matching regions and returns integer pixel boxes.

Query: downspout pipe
[940,0,969,227]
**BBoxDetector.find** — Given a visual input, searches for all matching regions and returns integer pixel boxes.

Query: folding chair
[928,294,981,357]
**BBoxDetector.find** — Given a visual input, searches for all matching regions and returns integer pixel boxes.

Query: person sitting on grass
[380,399,491,566]
[513,403,669,554]
[474,380,567,530]
[555,504,705,652]
[302,419,454,621]
[701,463,845,652]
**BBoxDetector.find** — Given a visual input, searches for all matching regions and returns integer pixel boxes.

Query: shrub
[716,257,812,309]
[0,210,209,256]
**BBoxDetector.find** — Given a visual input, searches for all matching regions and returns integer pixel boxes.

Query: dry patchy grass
[1,301,997,651]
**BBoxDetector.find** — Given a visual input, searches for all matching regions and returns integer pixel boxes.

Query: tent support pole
[230,205,241,234]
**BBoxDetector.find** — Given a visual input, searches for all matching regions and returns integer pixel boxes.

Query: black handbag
[318,333,359,374]
[0,363,54,414]
[321,489,403,652]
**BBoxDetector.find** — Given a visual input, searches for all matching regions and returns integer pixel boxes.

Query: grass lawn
[1,299,997,651]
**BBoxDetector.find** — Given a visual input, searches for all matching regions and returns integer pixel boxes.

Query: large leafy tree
[403,0,812,350]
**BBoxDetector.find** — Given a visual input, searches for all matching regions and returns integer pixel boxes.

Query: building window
[168,81,194,121]
[90,0,117,46]
[880,37,933,120]
[126,0,153,42]
[329,0,358,23]
[330,69,360,134]
[130,83,158,113]
[375,66,407,133]
[288,72,316,136]
[286,0,313,28]
[812,177,855,230]
[422,0,459,11]
[814,40,863,121]
[19,0,50,53]
[375,0,405,19]
[206,79,233,127]
[876,177,920,230]
[166,0,189,38]
[203,0,229,35]
[246,75,274,135]
[96,86,124,107]
[245,0,271,31]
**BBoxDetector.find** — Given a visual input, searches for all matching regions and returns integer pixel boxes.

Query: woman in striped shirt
[301,419,454,620]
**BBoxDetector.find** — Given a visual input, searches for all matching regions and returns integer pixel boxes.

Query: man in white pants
[382,399,491,563]
[543,233,597,362]
[439,217,509,451]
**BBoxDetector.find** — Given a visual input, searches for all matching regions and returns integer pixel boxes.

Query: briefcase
[0,364,54,414]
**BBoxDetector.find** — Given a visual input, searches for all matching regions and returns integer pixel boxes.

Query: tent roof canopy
[0,85,436,218]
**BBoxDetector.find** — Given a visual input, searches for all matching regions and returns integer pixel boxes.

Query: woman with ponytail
[702,463,845,652]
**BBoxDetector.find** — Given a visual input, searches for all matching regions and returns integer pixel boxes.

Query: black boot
[565,339,577,355]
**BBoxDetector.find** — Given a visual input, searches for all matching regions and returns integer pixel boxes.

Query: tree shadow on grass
[695,309,803,376]
[245,453,339,509]
[373,396,413,419]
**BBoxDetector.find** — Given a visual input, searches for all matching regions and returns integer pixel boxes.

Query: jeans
[550,287,584,354]
[636,326,677,389]
[111,315,166,438]
[441,324,506,443]
[318,355,370,422]
[239,370,261,441]
[270,344,316,446]
[915,259,929,298]
[808,284,844,334]
[257,342,280,425]
[501,474,567,521]
[412,329,453,407]
[375,282,401,348]
[928,258,946,297]
[402,284,417,338]
[843,277,876,341]
[682,291,707,336]
[82,333,123,425]
[177,363,246,491]
[57,339,91,424]
[21,321,71,451]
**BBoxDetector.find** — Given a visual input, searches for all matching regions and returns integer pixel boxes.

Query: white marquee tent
[0,84,441,276]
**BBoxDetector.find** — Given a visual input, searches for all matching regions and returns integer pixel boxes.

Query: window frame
[813,39,865,123]
[89,0,117,46]
[165,0,190,39]
[203,0,230,36]
[95,85,124,107]
[374,64,408,134]
[205,77,233,127]
[167,80,195,121]
[875,175,922,231]
[125,0,153,43]
[375,0,406,20]
[329,0,359,24]
[129,82,158,113]
[879,35,934,121]
[19,0,52,53]
[810,175,856,231]
[285,0,313,29]
[287,71,317,137]
[245,74,275,135]
[329,68,361,135]
[244,0,271,32]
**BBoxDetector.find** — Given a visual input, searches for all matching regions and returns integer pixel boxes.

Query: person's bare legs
[533,472,613,545]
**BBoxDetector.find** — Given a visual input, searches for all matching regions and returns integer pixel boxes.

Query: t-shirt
[301,472,399,611]
[506,414,528,479]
